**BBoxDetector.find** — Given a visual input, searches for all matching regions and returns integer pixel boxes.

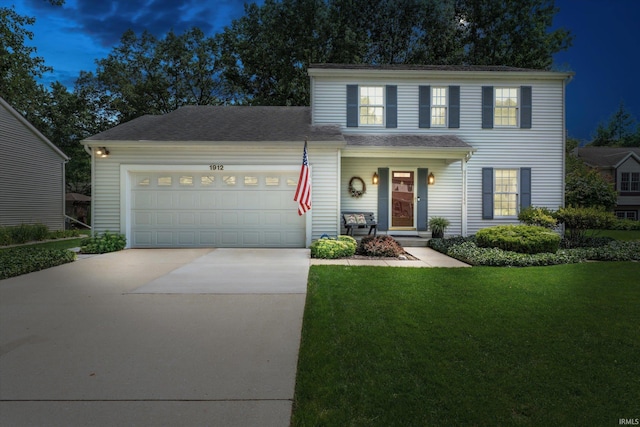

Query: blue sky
[8,0,640,142]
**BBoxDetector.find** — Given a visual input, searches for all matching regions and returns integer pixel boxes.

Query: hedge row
[429,236,640,267]
[0,247,76,280]
[0,224,80,246]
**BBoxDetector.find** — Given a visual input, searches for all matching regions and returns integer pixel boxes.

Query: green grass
[293,263,640,426]
[594,229,640,241]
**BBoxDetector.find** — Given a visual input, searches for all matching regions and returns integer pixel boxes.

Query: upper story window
[620,172,640,192]
[359,86,384,126]
[494,88,518,127]
[431,87,447,127]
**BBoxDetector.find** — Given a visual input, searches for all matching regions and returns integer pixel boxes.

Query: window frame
[359,85,385,126]
[620,172,640,192]
[494,87,519,128]
[430,86,448,127]
[493,168,519,218]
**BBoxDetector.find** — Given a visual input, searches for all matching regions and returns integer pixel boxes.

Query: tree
[217,0,573,106]
[0,6,50,120]
[591,101,640,147]
[78,28,224,124]
[565,168,617,210]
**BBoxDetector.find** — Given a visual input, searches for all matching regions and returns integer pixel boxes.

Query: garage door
[130,171,305,247]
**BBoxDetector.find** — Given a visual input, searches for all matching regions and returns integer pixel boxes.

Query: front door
[391,170,416,229]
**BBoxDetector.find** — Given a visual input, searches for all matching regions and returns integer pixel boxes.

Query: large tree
[217,0,572,105]
[591,101,640,147]
[77,28,224,124]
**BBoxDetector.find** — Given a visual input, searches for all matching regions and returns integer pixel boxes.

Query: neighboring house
[0,96,69,230]
[82,64,572,248]
[574,146,640,220]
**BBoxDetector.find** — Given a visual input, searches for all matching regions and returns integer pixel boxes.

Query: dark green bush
[476,225,561,254]
[0,247,76,279]
[47,229,81,239]
[310,235,356,259]
[0,223,50,245]
[610,219,640,230]
[80,231,126,254]
[518,206,558,229]
[358,235,404,257]
[556,206,616,246]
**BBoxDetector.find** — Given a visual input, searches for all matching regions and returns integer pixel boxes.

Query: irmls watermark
[619,419,639,425]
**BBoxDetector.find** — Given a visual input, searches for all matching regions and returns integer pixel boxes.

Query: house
[574,146,640,220]
[82,64,572,248]
[0,96,69,230]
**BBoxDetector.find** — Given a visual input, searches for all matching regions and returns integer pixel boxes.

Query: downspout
[62,158,68,230]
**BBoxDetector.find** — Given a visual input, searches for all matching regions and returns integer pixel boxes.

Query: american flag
[294,140,311,215]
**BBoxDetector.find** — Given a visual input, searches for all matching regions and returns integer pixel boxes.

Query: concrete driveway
[0,248,309,427]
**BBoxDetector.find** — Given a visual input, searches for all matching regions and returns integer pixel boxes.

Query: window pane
[431,107,446,126]
[137,176,150,186]
[287,177,297,186]
[223,176,236,186]
[432,87,447,106]
[244,176,258,186]
[201,175,215,186]
[266,177,280,186]
[158,176,172,186]
[179,176,193,186]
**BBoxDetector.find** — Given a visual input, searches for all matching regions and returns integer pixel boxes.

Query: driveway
[0,248,309,427]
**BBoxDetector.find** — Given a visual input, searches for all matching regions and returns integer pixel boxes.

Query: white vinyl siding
[0,101,67,230]
[312,74,567,235]
[91,145,340,247]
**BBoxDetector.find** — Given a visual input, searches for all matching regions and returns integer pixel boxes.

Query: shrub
[518,206,558,229]
[610,219,640,231]
[0,247,76,280]
[47,229,81,239]
[428,217,450,238]
[556,206,616,246]
[80,231,126,254]
[476,225,561,254]
[310,236,356,259]
[565,168,617,210]
[0,223,50,245]
[358,235,404,257]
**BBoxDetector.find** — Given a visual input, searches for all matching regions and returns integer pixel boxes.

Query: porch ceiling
[342,134,476,160]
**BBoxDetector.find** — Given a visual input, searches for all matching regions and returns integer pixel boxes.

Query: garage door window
[224,176,236,186]
[244,176,258,186]
[138,176,150,186]
[179,176,193,186]
[158,176,172,186]
[287,177,298,186]
[201,175,215,186]
[266,177,280,186]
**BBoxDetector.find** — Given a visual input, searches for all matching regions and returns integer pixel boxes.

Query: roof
[575,147,640,168]
[308,63,574,80]
[85,106,344,143]
[0,96,69,160]
[344,134,475,149]
[310,63,546,73]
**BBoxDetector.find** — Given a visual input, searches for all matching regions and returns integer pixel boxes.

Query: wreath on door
[349,176,366,198]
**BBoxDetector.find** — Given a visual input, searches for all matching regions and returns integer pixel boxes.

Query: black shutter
[346,84,358,127]
[417,168,428,231]
[482,168,494,219]
[419,85,431,128]
[520,86,532,129]
[448,86,460,128]
[377,168,389,231]
[520,168,532,209]
[386,85,397,128]
[482,86,494,129]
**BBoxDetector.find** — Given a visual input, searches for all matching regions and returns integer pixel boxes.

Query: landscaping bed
[0,247,76,280]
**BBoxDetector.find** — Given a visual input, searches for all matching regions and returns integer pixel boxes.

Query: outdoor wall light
[372,172,379,185]
[428,172,435,185]
[96,147,109,158]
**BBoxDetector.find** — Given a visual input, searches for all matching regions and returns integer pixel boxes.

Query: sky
[7,0,640,143]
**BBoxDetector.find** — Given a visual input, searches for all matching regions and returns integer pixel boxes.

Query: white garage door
[130,171,305,248]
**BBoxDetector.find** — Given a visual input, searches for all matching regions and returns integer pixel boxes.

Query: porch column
[461,157,468,236]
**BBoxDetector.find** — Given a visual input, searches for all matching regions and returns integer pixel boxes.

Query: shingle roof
[575,147,640,168]
[86,106,344,142]
[309,63,549,73]
[344,134,474,149]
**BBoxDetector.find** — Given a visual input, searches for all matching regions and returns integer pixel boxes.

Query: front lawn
[292,263,640,426]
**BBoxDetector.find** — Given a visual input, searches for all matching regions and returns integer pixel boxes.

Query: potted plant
[428,217,450,238]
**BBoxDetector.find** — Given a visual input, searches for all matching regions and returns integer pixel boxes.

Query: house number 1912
[209,164,224,171]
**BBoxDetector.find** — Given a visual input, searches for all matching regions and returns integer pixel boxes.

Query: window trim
[494,87,520,128]
[358,85,385,127]
[430,86,448,128]
[493,168,519,218]
[620,172,640,193]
